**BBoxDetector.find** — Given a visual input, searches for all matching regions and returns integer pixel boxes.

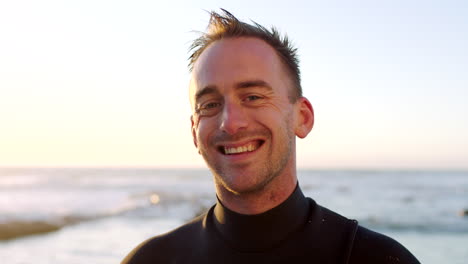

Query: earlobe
[295,97,314,138]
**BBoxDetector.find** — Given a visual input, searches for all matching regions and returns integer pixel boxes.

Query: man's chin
[216,173,271,196]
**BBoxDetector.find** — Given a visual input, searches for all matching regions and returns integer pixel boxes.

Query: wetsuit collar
[213,184,309,251]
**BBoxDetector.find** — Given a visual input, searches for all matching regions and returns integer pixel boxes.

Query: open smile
[217,140,265,155]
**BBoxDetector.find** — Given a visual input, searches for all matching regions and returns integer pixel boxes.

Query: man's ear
[294,97,314,138]
[190,115,199,149]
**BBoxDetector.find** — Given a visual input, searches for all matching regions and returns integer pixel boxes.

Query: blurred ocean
[0,168,467,264]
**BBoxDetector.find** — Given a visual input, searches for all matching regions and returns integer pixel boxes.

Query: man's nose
[219,101,248,135]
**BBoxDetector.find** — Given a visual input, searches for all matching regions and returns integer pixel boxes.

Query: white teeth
[224,143,258,155]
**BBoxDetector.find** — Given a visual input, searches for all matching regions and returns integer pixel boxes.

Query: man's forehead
[193,37,280,72]
[189,37,284,102]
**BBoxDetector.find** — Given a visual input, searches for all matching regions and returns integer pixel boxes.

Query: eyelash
[203,102,221,109]
[196,102,220,115]
[245,95,259,101]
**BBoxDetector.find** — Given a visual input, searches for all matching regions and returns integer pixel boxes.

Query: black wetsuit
[122,186,420,264]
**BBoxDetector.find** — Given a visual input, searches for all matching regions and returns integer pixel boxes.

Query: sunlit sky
[1,0,467,169]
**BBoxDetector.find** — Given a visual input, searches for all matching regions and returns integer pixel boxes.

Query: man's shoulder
[121,213,207,264]
[350,225,420,264]
[312,201,420,264]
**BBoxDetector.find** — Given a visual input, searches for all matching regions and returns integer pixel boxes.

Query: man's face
[190,37,302,195]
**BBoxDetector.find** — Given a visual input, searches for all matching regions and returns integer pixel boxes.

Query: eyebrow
[195,86,218,102]
[235,80,273,91]
[195,80,273,102]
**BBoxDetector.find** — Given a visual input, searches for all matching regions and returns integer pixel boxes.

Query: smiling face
[190,37,312,195]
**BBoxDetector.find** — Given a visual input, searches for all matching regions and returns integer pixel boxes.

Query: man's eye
[204,102,221,109]
[197,102,221,116]
[245,95,262,101]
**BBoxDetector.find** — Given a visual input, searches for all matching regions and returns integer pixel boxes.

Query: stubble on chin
[212,166,274,195]
[209,132,293,196]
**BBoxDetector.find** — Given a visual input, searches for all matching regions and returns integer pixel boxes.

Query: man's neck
[215,172,298,215]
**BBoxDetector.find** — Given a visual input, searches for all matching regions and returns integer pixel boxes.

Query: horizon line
[0,166,467,172]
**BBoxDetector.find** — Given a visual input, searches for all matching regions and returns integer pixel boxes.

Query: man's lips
[217,140,264,155]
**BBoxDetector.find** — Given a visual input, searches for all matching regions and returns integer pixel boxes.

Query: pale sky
[1,0,467,169]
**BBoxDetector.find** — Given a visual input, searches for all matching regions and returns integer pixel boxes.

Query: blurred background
[0,1,467,263]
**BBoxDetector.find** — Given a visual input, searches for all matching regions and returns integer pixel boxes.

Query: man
[122,10,420,264]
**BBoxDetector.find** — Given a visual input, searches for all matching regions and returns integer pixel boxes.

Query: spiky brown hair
[188,9,302,101]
